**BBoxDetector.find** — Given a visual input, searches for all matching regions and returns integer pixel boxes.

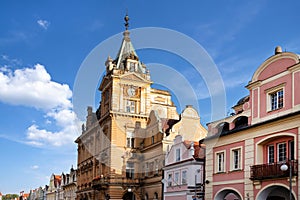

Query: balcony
[92,176,140,191]
[250,160,298,180]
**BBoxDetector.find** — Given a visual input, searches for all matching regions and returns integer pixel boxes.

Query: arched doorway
[257,185,294,200]
[215,189,242,200]
[123,192,136,200]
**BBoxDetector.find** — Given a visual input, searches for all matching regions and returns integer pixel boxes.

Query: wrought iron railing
[250,160,298,180]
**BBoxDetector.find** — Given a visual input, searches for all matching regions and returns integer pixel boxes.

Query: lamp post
[280,161,292,200]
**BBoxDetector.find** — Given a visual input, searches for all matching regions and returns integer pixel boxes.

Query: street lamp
[280,162,293,200]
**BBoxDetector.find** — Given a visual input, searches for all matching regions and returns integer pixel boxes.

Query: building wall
[205,47,300,200]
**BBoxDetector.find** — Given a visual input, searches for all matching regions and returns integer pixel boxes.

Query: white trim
[215,150,226,173]
[258,86,261,119]
[277,142,287,162]
[251,106,300,124]
[292,71,295,107]
[212,179,244,185]
[265,84,285,112]
[229,146,243,171]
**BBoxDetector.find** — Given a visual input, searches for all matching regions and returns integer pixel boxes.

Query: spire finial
[124,11,129,30]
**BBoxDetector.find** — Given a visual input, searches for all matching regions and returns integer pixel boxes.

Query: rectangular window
[126,100,135,113]
[268,145,275,164]
[167,173,172,186]
[126,137,135,148]
[270,89,283,110]
[216,152,225,173]
[174,172,179,185]
[145,163,149,177]
[151,135,155,144]
[126,132,134,148]
[181,170,187,184]
[149,162,154,176]
[278,143,287,162]
[126,162,134,179]
[232,148,241,170]
[176,149,181,162]
[155,160,159,174]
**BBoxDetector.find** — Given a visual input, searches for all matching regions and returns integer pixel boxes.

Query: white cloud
[37,19,50,30]
[31,165,39,170]
[1,54,22,66]
[0,64,72,110]
[0,64,81,147]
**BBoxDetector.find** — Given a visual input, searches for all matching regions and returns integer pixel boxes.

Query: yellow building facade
[75,15,207,200]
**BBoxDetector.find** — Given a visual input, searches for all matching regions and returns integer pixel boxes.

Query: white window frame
[230,147,242,171]
[266,84,285,112]
[277,142,287,162]
[267,145,275,164]
[126,162,134,179]
[126,132,134,148]
[174,171,180,185]
[215,150,226,173]
[181,170,187,184]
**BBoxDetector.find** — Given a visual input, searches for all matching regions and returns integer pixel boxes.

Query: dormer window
[270,89,283,111]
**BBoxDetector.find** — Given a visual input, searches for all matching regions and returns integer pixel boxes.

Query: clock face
[127,87,136,96]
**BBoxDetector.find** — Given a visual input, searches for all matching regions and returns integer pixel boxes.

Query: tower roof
[113,14,147,74]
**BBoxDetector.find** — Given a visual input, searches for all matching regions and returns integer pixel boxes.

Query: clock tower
[76,14,181,200]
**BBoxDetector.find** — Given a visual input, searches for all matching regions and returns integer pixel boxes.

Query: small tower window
[126,100,135,113]
[129,62,135,72]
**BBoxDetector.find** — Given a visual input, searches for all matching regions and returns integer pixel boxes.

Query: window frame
[230,147,242,171]
[277,142,287,162]
[167,173,172,187]
[174,171,180,185]
[181,170,187,185]
[125,100,136,113]
[267,144,275,164]
[126,162,135,179]
[266,84,285,112]
[215,151,226,173]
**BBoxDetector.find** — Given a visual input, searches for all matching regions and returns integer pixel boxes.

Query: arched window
[154,192,158,200]
[233,116,248,129]
[216,122,229,134]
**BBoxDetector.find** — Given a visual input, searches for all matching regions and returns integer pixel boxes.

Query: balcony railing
[250,160,298,180]
[92,176,140,190]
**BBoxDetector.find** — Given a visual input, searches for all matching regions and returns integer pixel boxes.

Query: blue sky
[1,0,300,194]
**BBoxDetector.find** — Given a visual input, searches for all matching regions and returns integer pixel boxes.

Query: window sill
[267,107,283,113]
[229,169,243,173]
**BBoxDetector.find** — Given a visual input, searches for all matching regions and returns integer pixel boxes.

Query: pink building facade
[164,135,205,200]
[204,47,300,200]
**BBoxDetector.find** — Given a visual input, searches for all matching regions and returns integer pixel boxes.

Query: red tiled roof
[183,140,206,159]
[23,193,30,198]
[54,175,62,187]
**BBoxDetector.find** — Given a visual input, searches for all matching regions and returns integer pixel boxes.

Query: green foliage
[2,194,19,200]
